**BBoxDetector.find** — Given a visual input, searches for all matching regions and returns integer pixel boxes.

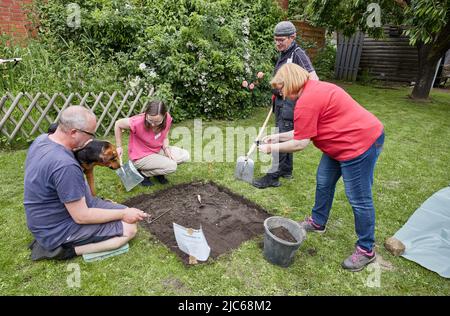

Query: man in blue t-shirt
[24,106,149,260]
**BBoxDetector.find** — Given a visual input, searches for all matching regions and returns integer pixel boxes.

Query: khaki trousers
[133,146,189,177]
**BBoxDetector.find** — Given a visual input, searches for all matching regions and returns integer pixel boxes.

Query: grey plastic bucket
[263,216,306,267]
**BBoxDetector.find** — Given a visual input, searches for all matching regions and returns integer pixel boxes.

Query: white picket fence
[0,88,154,142]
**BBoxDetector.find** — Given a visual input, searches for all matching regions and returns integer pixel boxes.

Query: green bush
[288,0,309,20]
[23,0,284,121]
[0,35,123,94]
[313,35,336,80]
[131,0,283,120]
[32,0,145,57]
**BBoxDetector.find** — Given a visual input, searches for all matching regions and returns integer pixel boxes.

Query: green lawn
[1,83,449,295]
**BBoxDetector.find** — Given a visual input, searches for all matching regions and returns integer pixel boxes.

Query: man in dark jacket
[253,21,319,189]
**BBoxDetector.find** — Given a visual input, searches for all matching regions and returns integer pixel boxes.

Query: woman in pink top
[259,63,384,272]
[114,100,189,186]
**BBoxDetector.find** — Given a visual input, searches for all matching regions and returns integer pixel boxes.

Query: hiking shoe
[140,177,154,187]
[279,172,293,179]
[154,175,169,184]
[30,242,76,261]
[252,174,281,189]
[299,216,326,233]
[342,246,376,272]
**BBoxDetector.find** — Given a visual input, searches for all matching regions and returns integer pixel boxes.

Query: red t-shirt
[293,80,383,161]
[128,113,173,161]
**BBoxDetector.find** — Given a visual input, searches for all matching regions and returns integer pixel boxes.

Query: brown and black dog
[47,123,121,196]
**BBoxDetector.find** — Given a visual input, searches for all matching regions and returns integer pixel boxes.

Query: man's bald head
[58,106,96,133]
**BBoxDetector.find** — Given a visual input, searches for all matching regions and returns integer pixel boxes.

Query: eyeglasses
[146,115,164,126]
[75,128,96,138]
[274,37,289,44]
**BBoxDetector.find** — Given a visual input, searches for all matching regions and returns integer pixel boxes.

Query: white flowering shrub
[131,0,283,120]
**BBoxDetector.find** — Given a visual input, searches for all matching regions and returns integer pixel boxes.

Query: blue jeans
[311,132,385,252]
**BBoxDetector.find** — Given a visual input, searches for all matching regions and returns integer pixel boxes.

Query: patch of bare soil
[123,181,272,264]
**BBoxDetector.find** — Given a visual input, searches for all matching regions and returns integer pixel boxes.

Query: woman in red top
[114,101,189,186]
[259,63,384,272]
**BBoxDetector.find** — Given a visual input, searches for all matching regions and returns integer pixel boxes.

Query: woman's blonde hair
[270,63,310,97]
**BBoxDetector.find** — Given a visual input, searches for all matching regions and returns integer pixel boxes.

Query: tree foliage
[402,0,450,46]
[305,0,403,38]
[305,0,450,99]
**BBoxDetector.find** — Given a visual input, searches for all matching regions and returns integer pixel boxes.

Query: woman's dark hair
[144,100,167,132]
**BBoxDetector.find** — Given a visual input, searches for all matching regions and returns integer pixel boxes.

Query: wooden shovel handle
[246,107,273,158]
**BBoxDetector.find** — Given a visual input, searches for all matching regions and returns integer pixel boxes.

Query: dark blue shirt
[274,41,315,74]
[24,134,86,250]
[272,42,316,123]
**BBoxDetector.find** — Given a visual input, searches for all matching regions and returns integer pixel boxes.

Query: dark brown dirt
[122,181,272,264]
[269,226,297,243]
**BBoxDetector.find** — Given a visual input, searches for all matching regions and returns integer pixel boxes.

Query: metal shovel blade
[235,156,254,183]
[116,160,144,191]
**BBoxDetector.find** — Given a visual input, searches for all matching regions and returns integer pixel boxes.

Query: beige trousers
[133,146,190,177]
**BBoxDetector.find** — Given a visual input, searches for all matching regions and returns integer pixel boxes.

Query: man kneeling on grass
[24,106,149,261]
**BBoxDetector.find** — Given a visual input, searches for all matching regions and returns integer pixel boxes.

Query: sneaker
[30,241,76,261]
[140,177,154,187]
[341,246,376,272]
[154,175,169,184]
[299,216,326,233]
[252,174,281,189]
